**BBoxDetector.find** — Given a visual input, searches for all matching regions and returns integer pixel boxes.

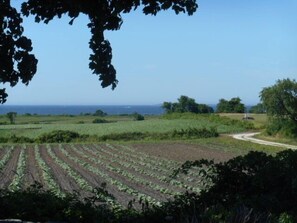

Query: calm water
[0,105,164,115]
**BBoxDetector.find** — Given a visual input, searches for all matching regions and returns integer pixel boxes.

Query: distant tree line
[162,95,247,114]
[216,97,245,113]
[249,103,266,114]
[162,95,214,114]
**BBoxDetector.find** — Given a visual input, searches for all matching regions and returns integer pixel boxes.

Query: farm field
[0,143,225,208]
[0,138,284,208]
[0,113,256,139]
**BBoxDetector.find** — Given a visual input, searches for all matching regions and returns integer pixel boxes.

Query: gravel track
[232,132,297,150]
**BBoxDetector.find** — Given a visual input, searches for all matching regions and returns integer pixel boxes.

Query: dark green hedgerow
[99,127,218,141]
[37,130,80,143]
[0,127,219,143]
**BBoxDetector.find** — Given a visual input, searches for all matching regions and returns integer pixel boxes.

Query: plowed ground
[0,142,233,207]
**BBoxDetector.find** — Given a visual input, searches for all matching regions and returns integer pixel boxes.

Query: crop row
[56,145,161,206]
[103,144,202,182]
[81,144,201,193]
[0,144,203,208]
[67,145,181,197]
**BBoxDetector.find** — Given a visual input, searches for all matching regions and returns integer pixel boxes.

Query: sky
[3,0,297,105]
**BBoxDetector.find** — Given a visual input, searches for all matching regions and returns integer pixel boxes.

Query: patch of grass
[0,115,248,139]
[255,133,297,146]
[185,135,284,155]
[219,113,267,129]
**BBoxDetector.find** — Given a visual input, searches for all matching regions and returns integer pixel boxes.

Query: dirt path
[231,132,297,150]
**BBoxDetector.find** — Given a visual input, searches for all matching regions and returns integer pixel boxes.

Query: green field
[0,113,256,139]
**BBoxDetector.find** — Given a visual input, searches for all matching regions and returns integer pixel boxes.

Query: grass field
[0,113,257,139]
[219,113,267,129]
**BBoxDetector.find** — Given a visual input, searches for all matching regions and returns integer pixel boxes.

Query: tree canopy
[260,78,297,124]
[162,95,214,114]
[249,103,266,114]
[0,0,198,104]
[260,78,297,137]
[216,97,245,113]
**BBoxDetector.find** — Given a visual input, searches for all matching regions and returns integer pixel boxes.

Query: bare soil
[0,147,21,188]
[130,142,235,163]
[39,145,81,193]
[23,147,44,188]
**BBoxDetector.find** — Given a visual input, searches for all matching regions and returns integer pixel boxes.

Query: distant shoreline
[0,105,165,115]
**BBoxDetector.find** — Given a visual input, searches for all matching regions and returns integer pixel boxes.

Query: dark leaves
[0,0,37,103]
[0,88,8,104]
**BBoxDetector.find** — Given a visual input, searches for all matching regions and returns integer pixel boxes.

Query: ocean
[0,105,164,115]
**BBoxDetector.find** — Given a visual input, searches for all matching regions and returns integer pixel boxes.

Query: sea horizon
[0,104,166,115]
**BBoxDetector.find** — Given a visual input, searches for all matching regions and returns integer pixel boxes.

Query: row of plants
[34,145,65,197]
[103,144,202,185]
[67,145,183,197]
[0,146,14,170]
[8,147,26,191]
[55,145,160,207]
[107,144,202,180]
[85,144,200,192]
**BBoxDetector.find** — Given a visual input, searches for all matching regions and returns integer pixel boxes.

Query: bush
[266,118,297,138]
[10,135,34,143]
[170,150,297,222]
[0,183,114,222]
[133,112,145,121]
[37,130,80,143]
[171,127,218,139]
[93,109,107,117]
[92,118,109,124]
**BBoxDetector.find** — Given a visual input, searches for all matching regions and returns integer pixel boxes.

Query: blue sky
[4,0,297,105]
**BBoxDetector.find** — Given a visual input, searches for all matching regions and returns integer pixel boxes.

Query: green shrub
[0,137,8,143]
[92,118,109,124]
[10,135,34,143]
[93,109,107,117]
[0,183,114,222]
[171,150,297,222]
[133,112,145,121]
[37,130,80,143]
[266,118,297,138]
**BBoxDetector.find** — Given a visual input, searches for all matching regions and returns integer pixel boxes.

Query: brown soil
[39,145,82,193]
[23,147,44,188]
[130,142,235,163]
[0,147,21,188]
